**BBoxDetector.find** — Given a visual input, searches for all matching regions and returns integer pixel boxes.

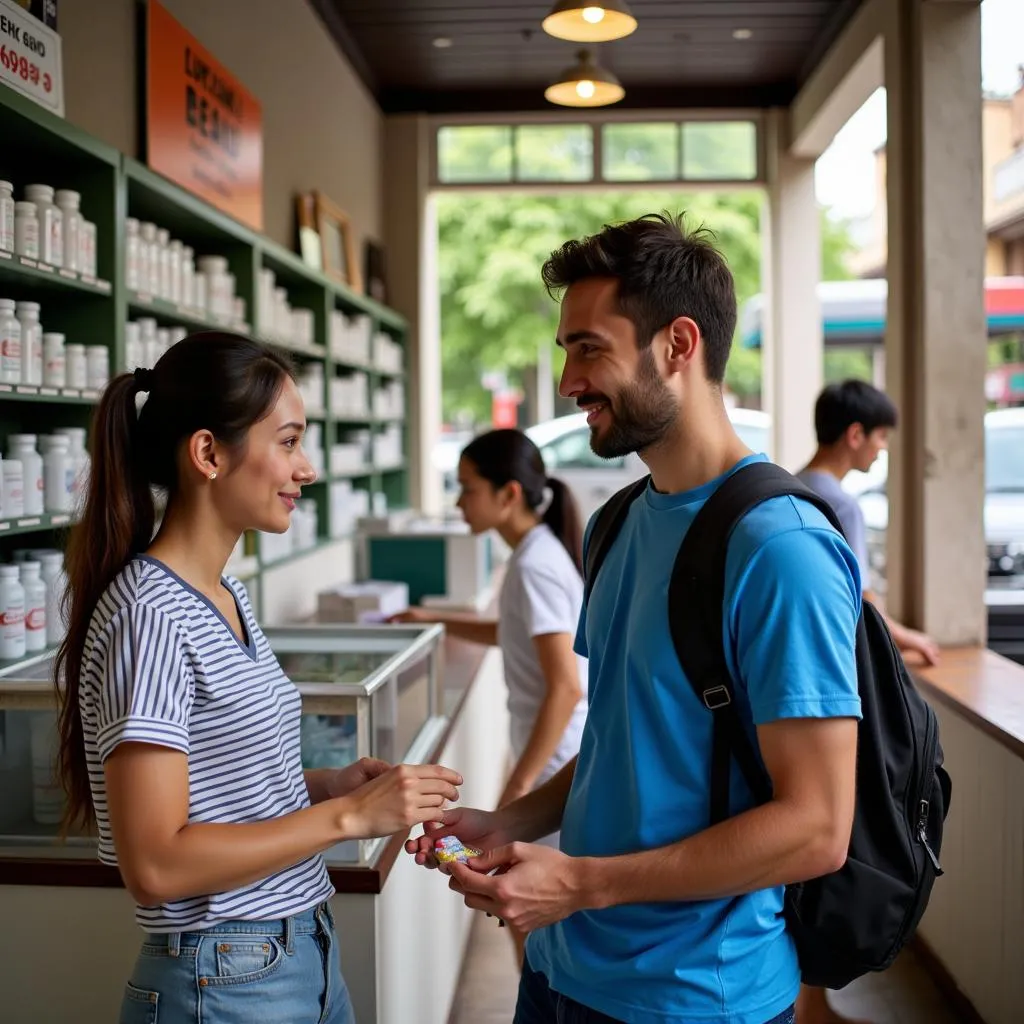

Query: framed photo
[364,239,388,304]
[313,190,361,292]
[295,192,322,272]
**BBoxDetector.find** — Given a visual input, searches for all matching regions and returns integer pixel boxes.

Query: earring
[209,472,217,481]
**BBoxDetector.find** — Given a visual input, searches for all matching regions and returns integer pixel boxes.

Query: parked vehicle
[525,407,772,525]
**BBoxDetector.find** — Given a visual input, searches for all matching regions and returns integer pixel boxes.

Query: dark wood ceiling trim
[379,83,797,116]
[306,0,379,97]
[797,0,867,86]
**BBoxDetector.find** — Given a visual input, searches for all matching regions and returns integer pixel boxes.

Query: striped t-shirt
[79,555,334,932]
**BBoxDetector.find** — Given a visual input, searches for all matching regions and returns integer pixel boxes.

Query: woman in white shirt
[393,429,589,962]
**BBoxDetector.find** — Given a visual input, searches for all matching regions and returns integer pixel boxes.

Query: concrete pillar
[761,108,823,472]
[383,116,443,514]
[883,0,986,642]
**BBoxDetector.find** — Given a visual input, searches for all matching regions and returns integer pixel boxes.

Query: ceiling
[310,0,865,114]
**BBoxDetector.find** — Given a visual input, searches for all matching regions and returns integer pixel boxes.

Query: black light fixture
[544,49,625,108]
[542,1,638,43]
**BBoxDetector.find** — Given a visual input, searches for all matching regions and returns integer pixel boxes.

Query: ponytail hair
[460,429,584,575]
[56,332,294,831]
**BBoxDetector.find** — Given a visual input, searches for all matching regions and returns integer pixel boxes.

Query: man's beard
[586,349,678,459]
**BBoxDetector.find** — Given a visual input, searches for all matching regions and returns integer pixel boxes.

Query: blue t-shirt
[525,455,863,1024]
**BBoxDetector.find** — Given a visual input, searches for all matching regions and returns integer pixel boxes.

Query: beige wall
[58,0,382,250]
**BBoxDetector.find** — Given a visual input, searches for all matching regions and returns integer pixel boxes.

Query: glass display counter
[0,623,446,867]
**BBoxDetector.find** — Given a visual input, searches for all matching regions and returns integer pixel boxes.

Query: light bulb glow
[582,6,606,23]
[575,79,596,99]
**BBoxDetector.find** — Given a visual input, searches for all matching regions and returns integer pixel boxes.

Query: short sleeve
[729,526,863,726]
[519,563,579,640]
[93,604,194,762]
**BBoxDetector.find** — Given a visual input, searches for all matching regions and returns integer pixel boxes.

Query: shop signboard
[0,0,63,117]
[144,0,263,231]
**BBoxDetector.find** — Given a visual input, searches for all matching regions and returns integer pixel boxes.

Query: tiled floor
[449,914,965,1024]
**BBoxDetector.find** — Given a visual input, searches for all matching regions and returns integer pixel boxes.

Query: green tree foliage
[436,124,857,423]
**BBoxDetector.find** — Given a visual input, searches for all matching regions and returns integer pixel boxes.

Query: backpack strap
[669,461,847,825]
[583,475,650,604]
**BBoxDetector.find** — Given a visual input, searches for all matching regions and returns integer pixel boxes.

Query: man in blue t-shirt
[407,214,862,1024]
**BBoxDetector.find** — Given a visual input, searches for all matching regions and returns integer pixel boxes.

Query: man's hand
[325,757,391,799]
[896,626,941,667]
[447,843,587,933]
[404,806,512,870]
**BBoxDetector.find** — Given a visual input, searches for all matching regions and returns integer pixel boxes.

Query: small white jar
[124,320,143,371]
[156,228,171,300]
[140,222,159,294]
[3,457,25,518]
[42,435,72,513]
[37,552,65,646]
[15,301,42,386]
[181,245,196,308]
[42,332,66,388]
[198,255,230,319]
[8,435,43,516]
[54,190,82,273]
[19,561,47,653]
[0,564,26,660]
[65,343,87,388]
[125,217,140,290]
[14,201,39,260]
[0,180,14,253]
[80,220,97,278]
[55,427,89,498]
[168,239,183,304]
[0,297,22,384]
[24,185,62,267]
[85,345,109,389]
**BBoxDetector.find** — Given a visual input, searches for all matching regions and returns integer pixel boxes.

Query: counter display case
[0,622,446,867]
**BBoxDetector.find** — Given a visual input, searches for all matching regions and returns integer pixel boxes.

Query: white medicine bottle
[0,565,26,660]
[18,561,46,653]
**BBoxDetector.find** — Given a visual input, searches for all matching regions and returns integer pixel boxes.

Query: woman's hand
[387,608,433,625]
[336,763,463,839]
[325,757,392,799]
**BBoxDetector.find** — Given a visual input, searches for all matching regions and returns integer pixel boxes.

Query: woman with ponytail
[391,428,588,961]
[55,332,461,1024]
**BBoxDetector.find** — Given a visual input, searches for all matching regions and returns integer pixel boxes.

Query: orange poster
[145,0,263,231]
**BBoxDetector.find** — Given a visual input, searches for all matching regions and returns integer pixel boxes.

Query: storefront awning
[740,276,1024,348]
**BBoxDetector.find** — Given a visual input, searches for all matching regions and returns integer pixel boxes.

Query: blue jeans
[119,901,355,1024]
[514,957,796,1024]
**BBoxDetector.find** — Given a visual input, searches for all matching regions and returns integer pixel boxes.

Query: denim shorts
[119,901,355,1024]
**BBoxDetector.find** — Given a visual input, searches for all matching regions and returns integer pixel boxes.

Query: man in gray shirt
[796,379,939,1024]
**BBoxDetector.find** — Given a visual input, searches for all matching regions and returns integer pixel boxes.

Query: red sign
[144,0,263,230]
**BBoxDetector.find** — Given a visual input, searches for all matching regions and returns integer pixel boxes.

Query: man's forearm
[500,756,577,842]
[577,797,847,910]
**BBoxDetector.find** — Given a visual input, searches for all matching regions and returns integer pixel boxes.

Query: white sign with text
[0,0,63,117]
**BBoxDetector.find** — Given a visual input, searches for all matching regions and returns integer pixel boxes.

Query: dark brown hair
[461,429,584,575]
[55,332,294,831]
[541,211,738,382]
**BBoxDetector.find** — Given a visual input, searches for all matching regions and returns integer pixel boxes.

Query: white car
[526,408,772,525]
[857,407,1024,583]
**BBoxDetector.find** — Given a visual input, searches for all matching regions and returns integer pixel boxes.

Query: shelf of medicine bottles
[0,643,59,679]
[0,251,112,297]
[0,385,101,404]
[127,290,247,335]
[0,513,74,536]
[256,336,328,362]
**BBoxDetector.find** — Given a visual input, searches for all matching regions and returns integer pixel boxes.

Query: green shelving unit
[0,81,411,647]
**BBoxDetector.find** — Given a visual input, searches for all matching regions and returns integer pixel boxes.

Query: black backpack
[584,460,951,990]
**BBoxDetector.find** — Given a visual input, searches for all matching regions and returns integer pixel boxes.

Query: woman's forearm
[503,685,581,798]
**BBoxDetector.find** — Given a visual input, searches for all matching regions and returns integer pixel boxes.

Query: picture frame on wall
[296,192,322,272]
[364,239,388,304]
[314,190,362,293]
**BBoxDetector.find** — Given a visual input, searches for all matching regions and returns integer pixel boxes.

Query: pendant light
[542,1,637,43]
[545,49,625,108]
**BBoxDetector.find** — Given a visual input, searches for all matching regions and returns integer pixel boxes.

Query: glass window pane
[602,123,679,181]
[437,126,513,184]
[515,125,593,182]
[681,121,758,180]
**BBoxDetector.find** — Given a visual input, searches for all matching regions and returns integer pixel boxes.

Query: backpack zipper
[916,799,943,875]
